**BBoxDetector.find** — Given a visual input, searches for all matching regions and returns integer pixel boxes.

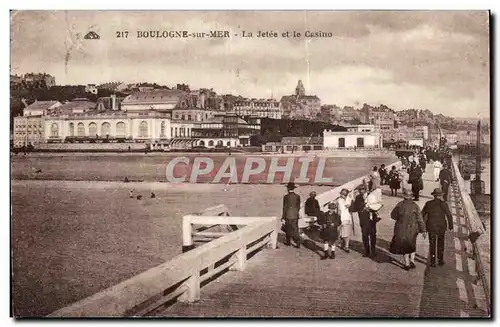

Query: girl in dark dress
[320,202,342,260]
[389,166,401,196]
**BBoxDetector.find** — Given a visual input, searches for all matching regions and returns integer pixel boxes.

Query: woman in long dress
[389,188,427,270]
[433,160,443,182]
[337,188,353,253]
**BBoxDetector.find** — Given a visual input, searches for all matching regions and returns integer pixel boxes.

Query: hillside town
[11,72,490,152]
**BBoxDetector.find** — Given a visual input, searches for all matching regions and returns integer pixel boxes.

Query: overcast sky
[10,11,489,118]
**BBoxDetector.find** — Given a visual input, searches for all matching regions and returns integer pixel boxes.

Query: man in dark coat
[408,164,423,201]
[350,185,377,257]
[282,182,301,248]
[421,188,453,267]
[305,191,323,224]
[439,165,453,201]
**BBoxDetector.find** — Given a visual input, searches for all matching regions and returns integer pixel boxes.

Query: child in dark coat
[320,202,342,260]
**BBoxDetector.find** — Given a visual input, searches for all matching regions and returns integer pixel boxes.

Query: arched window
[208,140,214,147]
[77,123,85,137]
[116,122,126,137]
[217,140,223,146]
[68,123,75,137]
[199,140,205,146]
[187,115,192,121]
[181,115,186,120]
[51,123,59,137]
[88,122,97,136]
[139,121,148,137]
[160,121,166,137]
[101,122,111,136]
[226,141,231,147]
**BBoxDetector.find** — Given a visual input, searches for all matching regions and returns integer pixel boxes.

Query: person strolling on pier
[389,188,427,270]
[337,188,354,253]
[389,165,401,196]
[408,162,423,201]
[439,165,453,202]
[421,188,453,267]
[433,159,443,182]
[351,185,378,257]
[369,166,381,192]
[320,202,341,260]
[282,182,301,248]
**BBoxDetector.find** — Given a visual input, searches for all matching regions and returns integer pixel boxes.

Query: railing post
[230,247,247,271]
[178,271,201,303]
[182,215,194,253]
[268,217,279,249]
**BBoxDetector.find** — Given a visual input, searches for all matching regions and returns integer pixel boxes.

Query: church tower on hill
[295,80,305,97]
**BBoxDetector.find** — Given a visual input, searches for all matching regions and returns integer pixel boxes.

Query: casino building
[21,89,261,151]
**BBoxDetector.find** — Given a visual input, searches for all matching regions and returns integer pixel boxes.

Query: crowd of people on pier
[281,146,455,270]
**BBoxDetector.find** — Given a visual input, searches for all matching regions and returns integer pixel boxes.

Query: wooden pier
[48,160,490,318]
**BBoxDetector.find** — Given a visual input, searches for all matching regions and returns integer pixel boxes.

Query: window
[357,137,364,148]
[188,115,192,121]
[182,115,186,120]
[338,137,345,148]
[51,123,59,137]
[101,122,111,136]
[208,140,214,146]
[89,122,97,135]
[226,141,231,147]
[174,128,178,137]
[139,121,148,137]
[116,122,126,137]
[171,127,173,138]
[160,121,166,137]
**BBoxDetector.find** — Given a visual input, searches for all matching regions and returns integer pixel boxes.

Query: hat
[309,191,317,196]
[340,188,349,196]
[328,202,337,209]
[431,188,443,196]
[357,184,367,191]
[402,188,412,200]
[286,182,297,189]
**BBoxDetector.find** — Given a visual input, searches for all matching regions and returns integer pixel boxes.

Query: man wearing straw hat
[282,182,301,248]
[421,188,453,267]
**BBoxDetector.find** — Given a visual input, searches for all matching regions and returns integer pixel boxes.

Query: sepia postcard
[10,10,491,318]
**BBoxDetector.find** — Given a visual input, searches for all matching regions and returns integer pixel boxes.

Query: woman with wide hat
[320,202,342,260]
[389,187,427,270]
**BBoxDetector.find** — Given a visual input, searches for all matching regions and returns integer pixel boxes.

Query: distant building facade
[281,80,321,120]
[323,129,382,149]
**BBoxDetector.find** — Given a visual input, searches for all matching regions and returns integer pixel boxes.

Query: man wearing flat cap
[421,188,454,267]
[282,182,301,248]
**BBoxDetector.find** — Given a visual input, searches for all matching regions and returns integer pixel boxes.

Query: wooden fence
[47,205,278,317]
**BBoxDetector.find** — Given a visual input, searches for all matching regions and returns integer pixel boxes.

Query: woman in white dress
[433,160,443,182]
[337,188,353,253]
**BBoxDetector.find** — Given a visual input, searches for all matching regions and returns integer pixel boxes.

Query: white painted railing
[47,205,278,317]
[451,158,490,314]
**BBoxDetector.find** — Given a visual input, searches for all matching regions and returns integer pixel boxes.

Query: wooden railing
[451,158,490,314]
[47,205,278,317]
